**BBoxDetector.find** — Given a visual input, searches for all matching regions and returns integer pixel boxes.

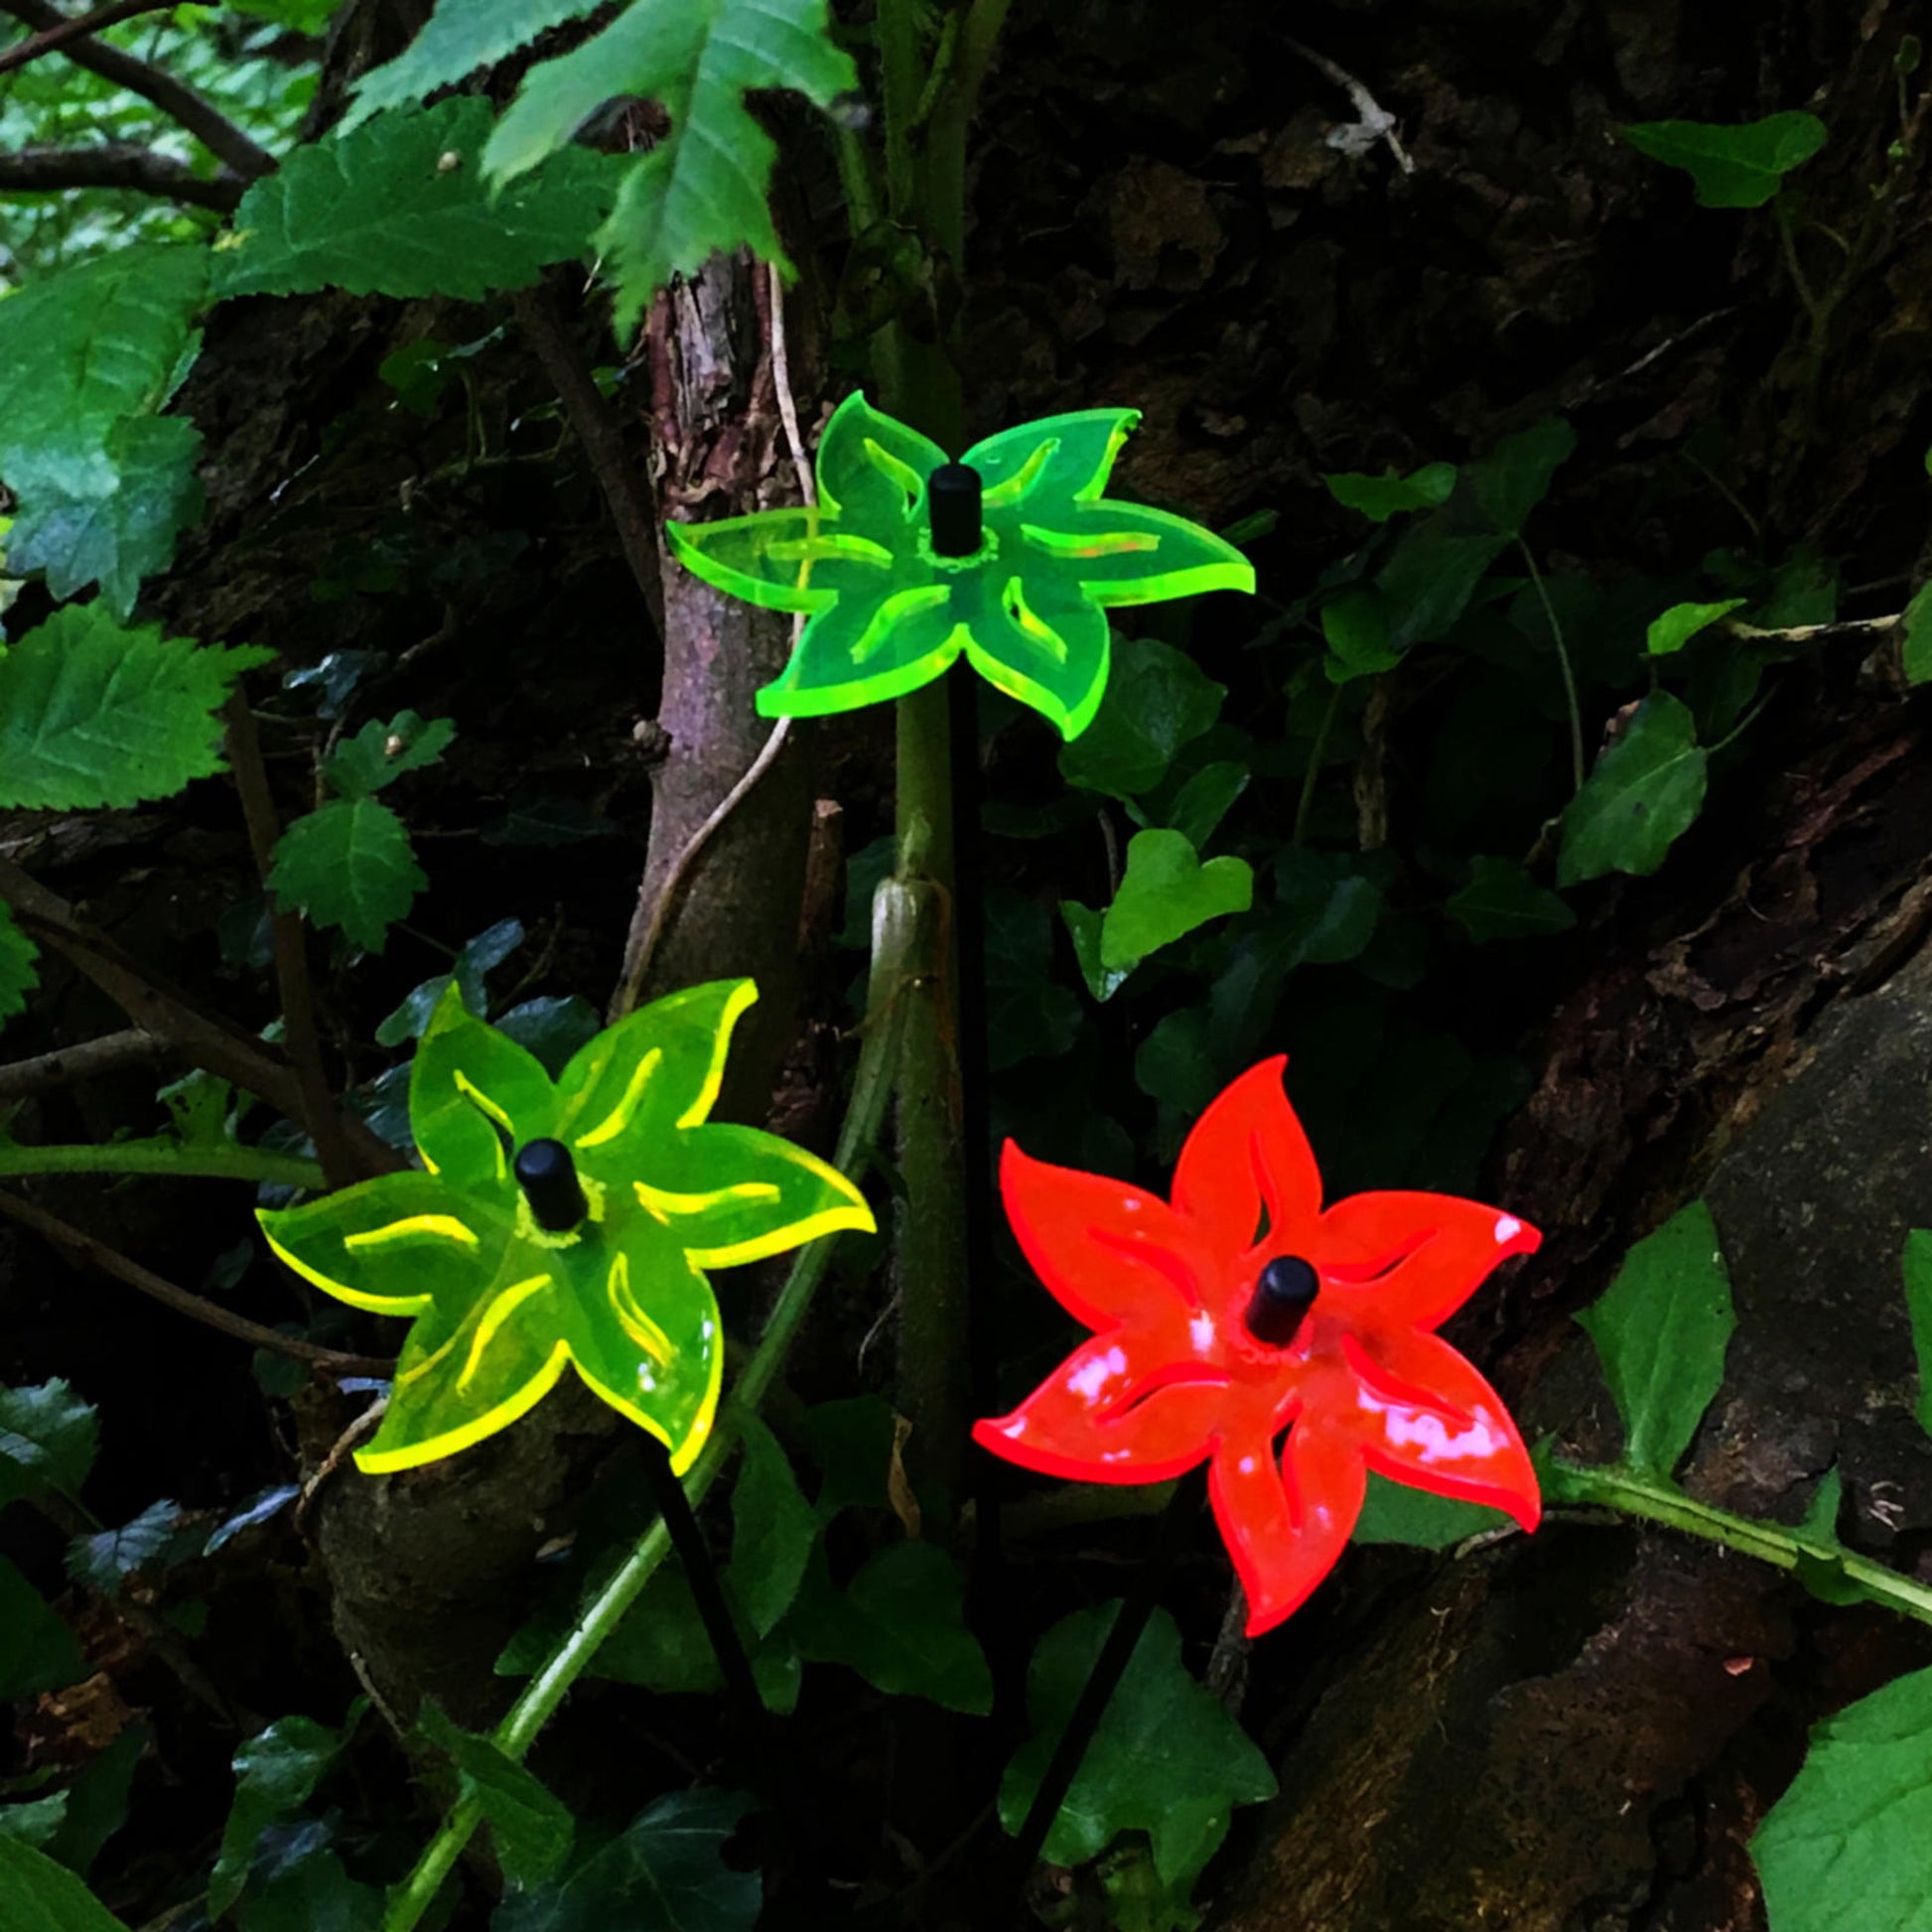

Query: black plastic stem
[1245,1254,1319,1347]
[928,461,983,556]
[512,1139,587,1233]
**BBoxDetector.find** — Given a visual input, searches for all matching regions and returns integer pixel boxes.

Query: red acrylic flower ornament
[972,1059,1542,1634]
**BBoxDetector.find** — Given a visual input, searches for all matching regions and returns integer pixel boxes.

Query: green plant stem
[379,883,919,1932]
[1518,539,1586,793]
[1292,683,1343,849]
[0,1138,326,1187]
[1553,1458,1932,1626]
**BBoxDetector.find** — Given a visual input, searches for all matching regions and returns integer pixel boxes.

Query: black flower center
[514,1138,587,1233]
[928,462,983,557]
[1245,1254,1319,1347]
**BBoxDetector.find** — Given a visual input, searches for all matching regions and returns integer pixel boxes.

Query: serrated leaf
[1101,829,1253,971]
[1902,1230,1932,1439]
[1469,417,1577,540]
[0,608,268,812]
[999,1605,1276,1887]
[484,0,858,331]
[0,1834,131,1931]
[1558,693,1709,886]
[1058,636,1225,798]
[210,1712,362,1919]
[1646,598,1746,656]
[1576,1200,1734,1477]
[0,897,37,1031]
[322,710,455,800]
[1446,857,1576,943]
[268,799,426,953]
[1621,110,1829,208]
[0,1558,85,1701]
[0,1381,98,1510]
[346,0,611,128]
[1321,462,1457,522]
[1753,1663,1932,1932]
[419,1702,572,1889]
[726,1416,816,1639]
[215,99,622,301]
[66,1499,195,1595]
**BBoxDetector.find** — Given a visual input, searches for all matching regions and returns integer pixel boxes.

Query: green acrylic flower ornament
[257,981,874,1476]
[665,391,1256,741]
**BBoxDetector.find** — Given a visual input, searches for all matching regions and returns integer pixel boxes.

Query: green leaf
[1621,110,1829,208]
[1646,598,1746,655]
[1058,636,1225,798]
[999,1605,1276,1887]
[1902,1230,1932,1439]
[486,0,858,330]
[234,1835,382,1932]
[66,1500,196,1595]
[0,1835,130,1930]
[1061,900,1131,1003]
[1575,1199,1734,1478]
[1351,1471,1508,1548]
[1902,583,1932,687]
[1101,829,1253,972]
[0,609,268,811]
[792,1541,993,1714]
[0,1795,69,1849]
[1791,1467,1867,1608]
[493,1788,759,1932]
[268,799,426,953]
[209,1711,361,1919]
[215,99,623,301]
[7,415,206,620]
[1133,1007,1219,1120]
[1321,463,1457,522]
[1557,693,1709,886]
[1446,857,1576,943]
[322,710,456,800]
[1374,523,1509,649]
[984,892,1081,1071]
[1752,1662,1932,1932]
[1165,759,1249,852]
[0,1559,84,1701]
[0,1381,99,1511]
[345,0,611,127]
[0,245,207,502]
[1469,417,1577,540]
[726,1416,816,1639]
[418,1702,572,1889]
[1319,587,1402,681]
[801,1396,897,1519]
[43,1720,149,1878]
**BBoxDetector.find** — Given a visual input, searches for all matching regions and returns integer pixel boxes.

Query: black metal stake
[1012,1473,1199,1878]
[512,1138,588,1232]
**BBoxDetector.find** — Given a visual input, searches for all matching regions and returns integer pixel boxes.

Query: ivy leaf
[0,1381,99,1511]
[985,893,1081,1070]
[1468,417,1577,540]
[1321,463,1457,522]
[1101,830,1253,972]
[791,1541,993,1714]
[0,1834,131,1931]
[0,1559,85,1701]
[322,711,456,800]
[493,1788,759,1932]
[215,99,623,302]
[209,1712,362,1919]
[1557,693,1709,886]
[1621,110,1829,208]
[418,1702,572,1889]
[1575,1199,1734,1478]
[0,608,270,812]
[1446,857,1576,943]
[999,1605,1276,1888]
[1646,598,1746,656]
[726,1416,816,1639]
[1901,1230,1932,1438]
[1752,1662,1932,1932]
[1351,1471,1508,1549]
[1320,587,1402,681]
[345,0,611,128]
[1058,636,1226,797]
[485,0,858,331]
[1165,760,1249,852]
[268,799,426,953]
[1134,1007,1219,1119]
[1061,900,1131,1003]
[1374,522,1509,650]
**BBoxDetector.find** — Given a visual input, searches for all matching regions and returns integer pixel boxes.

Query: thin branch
[0,1186,391,1377]
[0,141,244,210]
[0,0,175,74]
[0,0,275,179]
[1726,612,1903,646]
[0,1028,166,1100]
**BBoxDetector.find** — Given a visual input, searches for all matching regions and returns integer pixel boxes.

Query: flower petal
[963,408,1140,508]
[1169,1058,1323,1263]
[813,391,951,532]
[1337,1325,1540,1531]
[1310,1190,1540,1331]
[756,580,965,722]
[1017,499,1255,611]
[954,574,1111,742]
[1002,1140,1215,1343]
[1209,1412,1365,1635]
[665,508,861,616]
[411,984,557,1188]
[973,1334,1227,1484]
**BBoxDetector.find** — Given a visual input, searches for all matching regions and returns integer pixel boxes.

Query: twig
[0,1140,325,1186]
[1519,539,1586,793]
[0,141,244,209]
[0,0,172,73]
[1284,36,1414,175]
[0,1029,166,1100]
[1726,612,1903,646]
[768,260,816,510]
[0,0,275,179]
[295,1395,387,1531]
[0,1186,392,1377]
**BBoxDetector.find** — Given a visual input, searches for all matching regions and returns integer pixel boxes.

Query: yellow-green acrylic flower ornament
[257,981,873,1476]
[665,391,1256,742]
